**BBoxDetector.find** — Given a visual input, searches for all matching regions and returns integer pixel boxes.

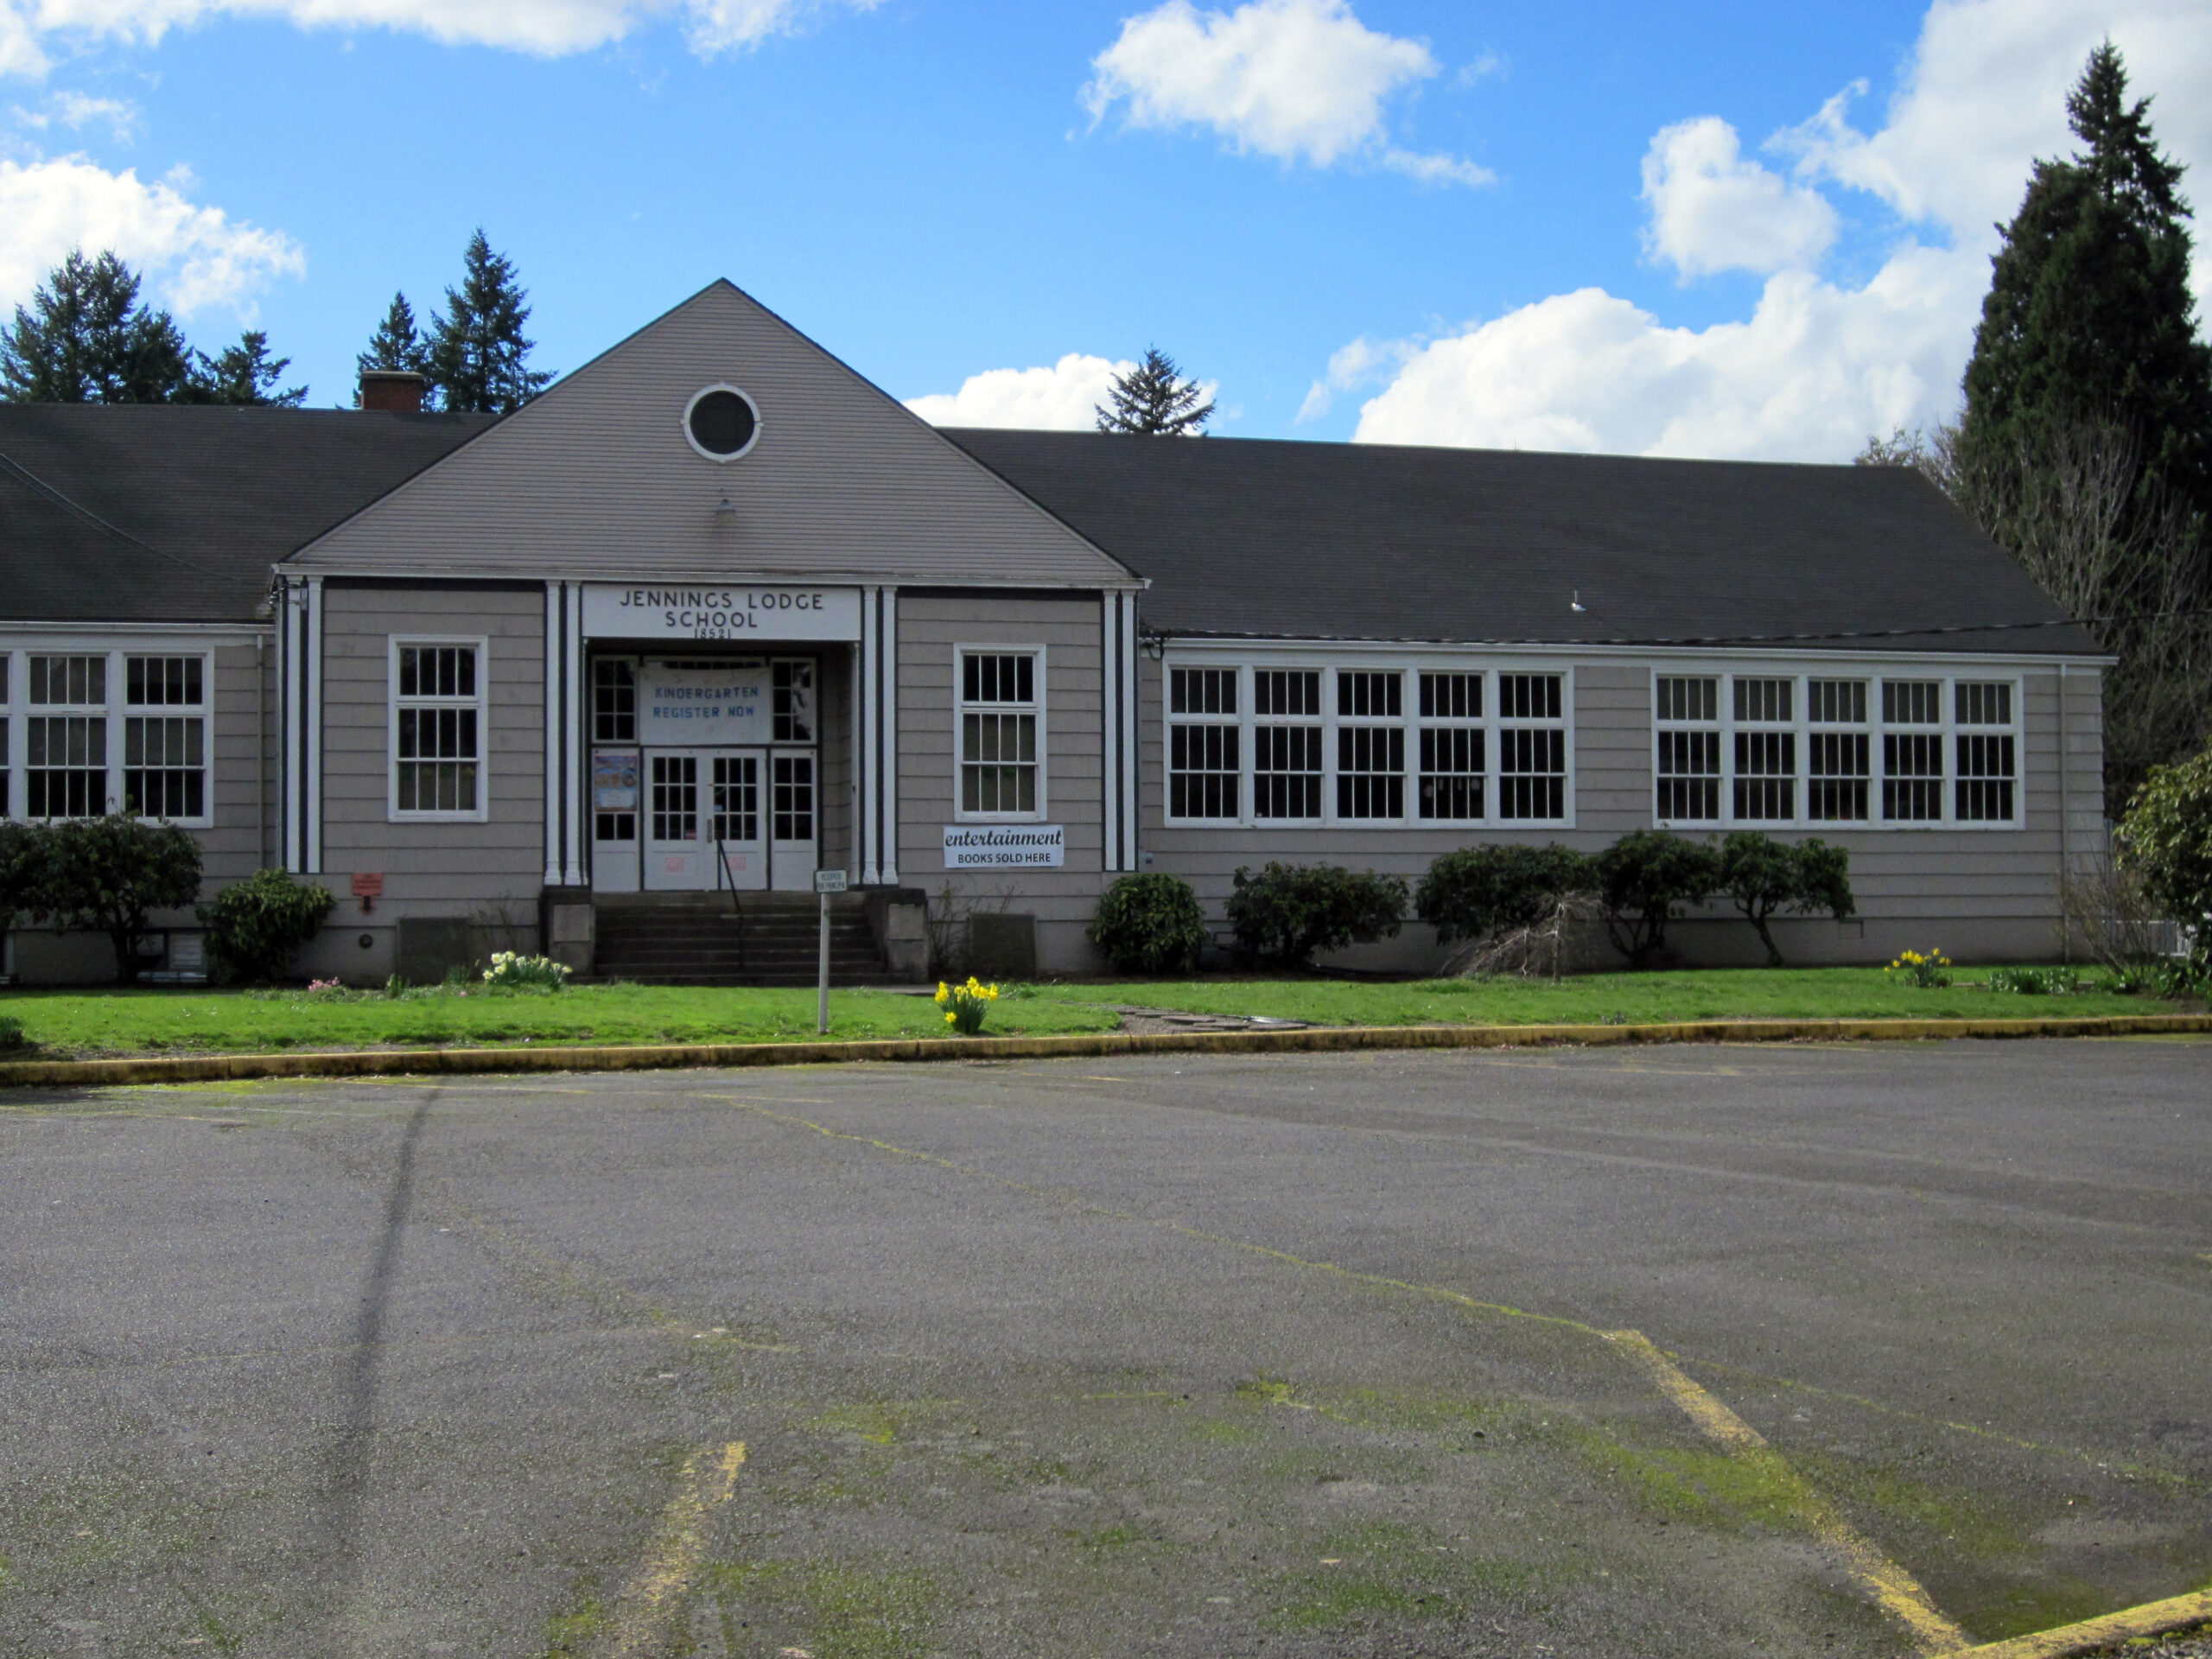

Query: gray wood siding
[203,639,276,885]
[320,584,547,914]
[818,642,853,874]
[897,593,1112,968]
[1135,655,2107,965]
[292,283,1132,589]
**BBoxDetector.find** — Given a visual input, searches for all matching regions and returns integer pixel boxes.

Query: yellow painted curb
[1957,1589,2210,1657]
[1,1011,2208,1090]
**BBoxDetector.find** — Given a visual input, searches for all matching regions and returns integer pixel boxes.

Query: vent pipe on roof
[359,371,426,414]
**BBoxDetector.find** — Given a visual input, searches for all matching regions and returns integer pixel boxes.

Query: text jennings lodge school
[0,281,2104,983]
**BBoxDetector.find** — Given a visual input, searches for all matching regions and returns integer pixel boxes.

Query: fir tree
[190,330,307,407]
[1095,346,1215,436]
[358,292,430,379]
[423,230,552,416]
[1961,41,2212,519]
[0,250,196,404]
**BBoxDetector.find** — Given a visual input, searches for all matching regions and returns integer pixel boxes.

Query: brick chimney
[359,371,427,414]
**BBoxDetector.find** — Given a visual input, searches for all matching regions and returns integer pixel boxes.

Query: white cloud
[1084,0,1489,186]
[1639,116,1838,278]
[1295,333,1407,423]
[905,353,1136,430]
[0,150,303,314]
[10,87,139,135]
[1344,0,2212,462]
[0,0,877,76]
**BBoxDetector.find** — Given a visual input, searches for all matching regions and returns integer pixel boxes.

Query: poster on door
[591,750,639,810]
[637,660,771,742]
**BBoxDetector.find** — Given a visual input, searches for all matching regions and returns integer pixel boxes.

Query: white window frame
[953,643,1047,823]
[1647,666,2024,831]
[1158,652,1576,830]
[1166,663,1243,823]
[0,645,216,829]
[388,636,490,823]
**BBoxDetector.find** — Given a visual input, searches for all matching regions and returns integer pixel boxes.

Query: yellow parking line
[1955,1587,2212,1657]
[603,1441,747,1657]
[1605,1330,1972,1655]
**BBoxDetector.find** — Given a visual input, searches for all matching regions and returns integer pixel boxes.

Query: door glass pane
[652,754,698,842]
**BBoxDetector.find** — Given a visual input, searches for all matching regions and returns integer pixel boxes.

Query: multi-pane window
[393,642,482,816]
[1417,671,1484,821]
[1336,671,1403,820]
[1253,670,1323,820]
[1731,677,1796,822]
[1497,673,1567,821]
[772,659,814,742]
[711,754,758,843]
[958,650,1040,817]
[1955,682,2015,822]
[651,753,697,842]
[1882,679,1943,823]
[1807,679,1869,822]
[772,753,815,843]
[1169,667,1239,820]
[1654,676,1720,823]
[27,654,109,820]
[593,658,636,742]
[123,654,207,820]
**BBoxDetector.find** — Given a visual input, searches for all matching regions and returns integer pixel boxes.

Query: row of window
[0,653,211,823]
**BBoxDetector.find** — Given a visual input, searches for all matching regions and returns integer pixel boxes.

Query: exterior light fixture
[1139,623,1170,661]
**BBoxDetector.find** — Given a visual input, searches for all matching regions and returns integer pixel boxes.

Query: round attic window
[683,385,760,461]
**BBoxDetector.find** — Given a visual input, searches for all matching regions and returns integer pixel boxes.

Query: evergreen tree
[189,330,307,407]
[1961,41,2212,519]
[423,230,552,416]
[0,250,196,404]
[358,291,430,379]
[1095,346,1215,435]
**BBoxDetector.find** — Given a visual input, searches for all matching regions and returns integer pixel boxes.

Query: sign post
[812,868,849,1034]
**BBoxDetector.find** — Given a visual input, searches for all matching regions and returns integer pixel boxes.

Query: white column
[543,582,563,887]
[879,586,899,886]
[277,580,297,870]
[1118,590,1141,870]
[302,576,324,874]
[848,631,864,881]
[859,585,881,886]
[563,582,585,886]
[1100,594,1119,872]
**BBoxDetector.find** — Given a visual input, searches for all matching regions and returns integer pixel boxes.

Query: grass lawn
[1020,967,2180,1028]
[0,968,2190,1061]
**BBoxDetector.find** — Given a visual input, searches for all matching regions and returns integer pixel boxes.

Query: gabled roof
[0,405,493,623]
[944,429,2100,656]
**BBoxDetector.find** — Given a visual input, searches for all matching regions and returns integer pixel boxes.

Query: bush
[200,868,337,985]
[31,816,202,985]
[1088,874,1210,974]
[1225,862,1408,969]
[1986,964,2080,995]
[2117,744,2212,974]
[481,951,570,990]
[0,820,41,931]
[1713,832,1856,966]
[0,1015,25,1050]
[1414,843,1594,944]
[1592,830,1719,969]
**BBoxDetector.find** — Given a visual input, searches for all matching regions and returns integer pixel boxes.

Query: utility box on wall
[542,890,595,977]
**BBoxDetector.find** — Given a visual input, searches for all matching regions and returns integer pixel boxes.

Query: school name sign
[943,824,1065,868]
[582,583,861,641]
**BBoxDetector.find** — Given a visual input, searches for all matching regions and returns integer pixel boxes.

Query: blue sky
[2,0,2205,458]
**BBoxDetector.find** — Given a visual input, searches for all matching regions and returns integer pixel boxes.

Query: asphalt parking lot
[3,1038,2209,1658]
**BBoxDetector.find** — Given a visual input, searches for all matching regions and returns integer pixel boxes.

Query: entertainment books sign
[943,825,1065,868]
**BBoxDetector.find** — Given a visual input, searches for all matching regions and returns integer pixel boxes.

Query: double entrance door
[642,747,815,892]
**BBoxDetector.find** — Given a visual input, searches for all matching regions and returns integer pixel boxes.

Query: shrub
[1088,874,1210,974]
[1986,964,2080,995]
[1414,843,1594,944]
[1886,948,1951,988]
[2117,744,2212,974]
[31,816,202,985]
[1713,832,1856,966]
[200,867,338,985]
[0,1015,25,1050]
[935,976,998,1034]
[1225,862,1408,969]
[482,951,570,990]
[1592,830,1719,969]
[0,820,42,931]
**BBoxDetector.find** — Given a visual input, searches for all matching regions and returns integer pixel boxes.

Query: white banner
[582,583,861,642]
[944,824,1065,868]
[638,660,771,743]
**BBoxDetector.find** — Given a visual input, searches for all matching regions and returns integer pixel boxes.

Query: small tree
[1593,830,1719,969]
[2117,743,2212,974]
[1714,832,1856,967]
[1095,346,1214,436]
[199,868,336,984]
[1089,874,1210,974]
[32,816,202,984]
[424,230,553,416]
[1225,862,1407,969]
[359,291,431,378]
[190,329,307,407]
[1415,843,1593,944]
